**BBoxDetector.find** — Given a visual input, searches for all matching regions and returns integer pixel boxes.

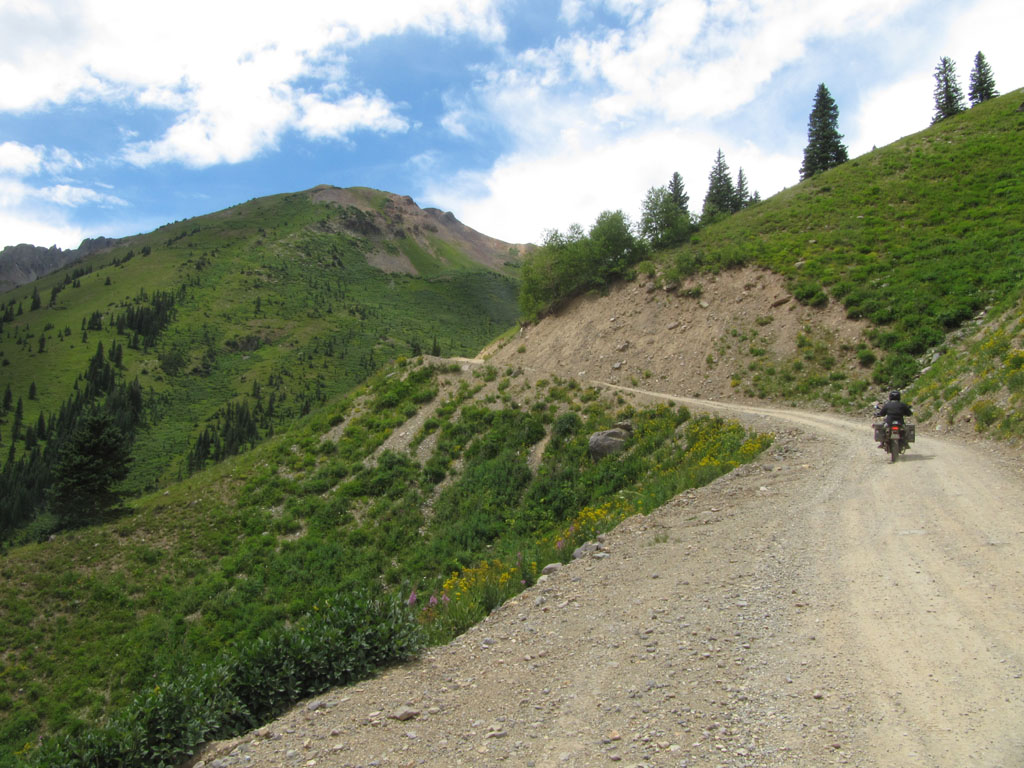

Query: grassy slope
[654,89,1024,421]
[0,189,519,496]
[0,359,770,760]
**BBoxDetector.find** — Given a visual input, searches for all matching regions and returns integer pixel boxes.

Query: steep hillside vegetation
[657,88,1024,411]
[0,356,770,765]
[3,86,1023,768]
[0,187,521,542]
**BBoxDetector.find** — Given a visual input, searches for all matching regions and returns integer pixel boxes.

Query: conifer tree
[800,83,849,180]
[668,172,690,215]
[701,149,736,224]
[734,168,750,210]
[932,56,966,123]
[968,51,998,105]
[49,409,133,524]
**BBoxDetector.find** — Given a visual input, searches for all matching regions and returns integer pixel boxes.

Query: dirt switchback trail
[614,385,1024,766]
[196,385,1024,768]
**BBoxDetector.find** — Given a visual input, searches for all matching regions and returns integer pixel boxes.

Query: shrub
[971,399,1002,430]
[24,591,422,768]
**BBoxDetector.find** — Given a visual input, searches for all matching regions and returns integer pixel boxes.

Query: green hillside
[3,88,1024,767]
[655,88,1024,421]
[0,187,520,541]
[0,357,770,766]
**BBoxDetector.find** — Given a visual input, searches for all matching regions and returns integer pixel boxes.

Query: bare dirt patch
[482,266,869,403]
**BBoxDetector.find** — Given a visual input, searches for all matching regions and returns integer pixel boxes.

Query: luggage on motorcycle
[873,423,915,443]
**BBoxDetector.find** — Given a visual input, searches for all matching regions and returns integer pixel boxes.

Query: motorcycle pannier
[873,423,915,443]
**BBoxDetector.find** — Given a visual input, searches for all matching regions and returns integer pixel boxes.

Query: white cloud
[37,184,128,208]
[943,0,1024,90]
[0,179,86,248]
[849,76,933,157]
[0,141,44,175]
[440,96,473,139]
[297,92,410,140]
[425,127,796,244]
[0,210,86,250]
[0,1,508,169]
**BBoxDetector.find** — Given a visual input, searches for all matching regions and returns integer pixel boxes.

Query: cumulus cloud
[0,142,44,175]
[36,184,128,208]
[297,92,410,140]
[425,125,794,245]
[0,0,507,169]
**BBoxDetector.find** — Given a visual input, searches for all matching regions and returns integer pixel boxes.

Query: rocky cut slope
[485,265,872,407]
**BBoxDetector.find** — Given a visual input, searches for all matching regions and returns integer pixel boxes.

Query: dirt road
[195,388,1024,768]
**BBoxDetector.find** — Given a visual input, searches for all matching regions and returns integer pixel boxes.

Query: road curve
[195,373,1024,768]
[610,383,1024,767]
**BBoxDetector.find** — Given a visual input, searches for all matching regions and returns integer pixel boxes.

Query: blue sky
[1,0,1021,251]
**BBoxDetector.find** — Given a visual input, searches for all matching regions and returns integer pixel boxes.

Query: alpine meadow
[1,80,1023,767]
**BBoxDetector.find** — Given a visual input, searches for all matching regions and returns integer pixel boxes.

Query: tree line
[520,145,761,319]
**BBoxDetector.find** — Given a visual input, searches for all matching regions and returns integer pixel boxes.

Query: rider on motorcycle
[875,390,913,448]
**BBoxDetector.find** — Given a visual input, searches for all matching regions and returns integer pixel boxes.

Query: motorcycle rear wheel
[890,437,899,463]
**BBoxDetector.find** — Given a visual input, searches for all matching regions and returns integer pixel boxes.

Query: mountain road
[194,384,1024,768]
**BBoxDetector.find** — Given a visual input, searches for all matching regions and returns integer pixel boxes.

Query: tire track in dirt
[610,383,1024,767]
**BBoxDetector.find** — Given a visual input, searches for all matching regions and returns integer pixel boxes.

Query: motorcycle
[873,420,915,462]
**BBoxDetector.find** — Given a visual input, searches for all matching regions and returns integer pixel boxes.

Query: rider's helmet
[889,390,901,401]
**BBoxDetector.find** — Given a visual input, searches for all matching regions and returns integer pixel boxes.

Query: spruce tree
[968,51,998,106]
[734,168,750,211]
[668,172,690,215]
[800,83,848,180]
[932,56,966,123]
[49,408,133,525]
[701,149,736,224]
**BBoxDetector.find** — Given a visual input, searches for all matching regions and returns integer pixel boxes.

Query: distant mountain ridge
[0,237,119,292]
[1,186,528,294]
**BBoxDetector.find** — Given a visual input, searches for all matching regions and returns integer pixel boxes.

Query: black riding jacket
[875,400,913,425]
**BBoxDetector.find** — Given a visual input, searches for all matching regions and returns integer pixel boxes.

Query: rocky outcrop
[0,236,118,292]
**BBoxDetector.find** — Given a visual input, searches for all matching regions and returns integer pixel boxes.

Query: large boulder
[588,421,633,460]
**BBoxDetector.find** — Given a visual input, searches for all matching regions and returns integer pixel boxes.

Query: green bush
[24,591,422,768]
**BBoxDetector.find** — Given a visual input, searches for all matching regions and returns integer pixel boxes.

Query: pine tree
[932,56,966,123]
[800,83,848,180]
[12,397,23,440]
[968,51,998,106]
[734,168,750,211]
[49,409,133,524]
[668,172,690,215]
[701,149,736,224]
